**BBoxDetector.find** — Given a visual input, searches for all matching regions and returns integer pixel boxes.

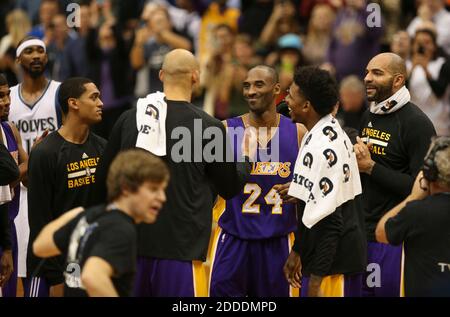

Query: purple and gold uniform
[209,114,300,297]
[0,122,20,297]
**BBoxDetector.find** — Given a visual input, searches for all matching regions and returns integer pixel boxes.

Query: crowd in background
[0,0,449,138]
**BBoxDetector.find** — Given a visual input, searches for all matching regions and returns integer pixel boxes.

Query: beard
[21,62,46,78]
[367,78,395,103]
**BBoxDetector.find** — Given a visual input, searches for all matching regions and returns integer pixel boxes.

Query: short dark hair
[58,77,93,115]
[107,149,170,202]
[251,65,279,84]
[293,66,338,117]
[0,73,8,86]
[414,28,437,46]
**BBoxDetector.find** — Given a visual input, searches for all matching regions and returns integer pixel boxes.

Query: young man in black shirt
[376,137,450,297]
[355,53,436,296]
[92,49,253,297]
[26,77,106,297]
[281,66,366,297]
[33,149,169,297]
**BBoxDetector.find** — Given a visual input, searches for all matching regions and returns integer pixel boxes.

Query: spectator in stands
[86,17,134,139]
[29,0,60,41]
[46,14,78,81]
[198,0,240,65]
[259,0,301,53]
[407,0,450,55]
[407,27,450,136]
[302,3,335,66]
[156,0,201,54]
[130,5,192,94]
[201,24,235,118]
[266,33,304,105]
[60,1,92,79]
[0,9,31,85]
[326,0,384,81]
[336,75,367,130]
[390,30,412,61]
[228,34,262,116]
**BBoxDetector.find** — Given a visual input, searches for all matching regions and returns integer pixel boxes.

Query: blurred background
[1,0,449,138]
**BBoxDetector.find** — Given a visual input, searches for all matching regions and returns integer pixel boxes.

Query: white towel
[0,125,12,205]
[288,114,362,228]
[370,85,410,115]
[135,91,167,156]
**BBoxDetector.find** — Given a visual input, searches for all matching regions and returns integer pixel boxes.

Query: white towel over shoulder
[0,125,12,205]
[135,91,167,156]
[288,114,362,228]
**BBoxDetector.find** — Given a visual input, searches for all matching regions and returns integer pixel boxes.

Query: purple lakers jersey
[216,115,299,239]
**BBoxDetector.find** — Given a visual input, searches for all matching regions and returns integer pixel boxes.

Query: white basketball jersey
[9,79,62,277]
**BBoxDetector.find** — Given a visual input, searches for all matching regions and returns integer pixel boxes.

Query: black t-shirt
[293,196,367,276]
[27,131,106,284]
[385,193,450,296]
[53,205,137,297]
[359,102,436,241]
[91,100,250,261]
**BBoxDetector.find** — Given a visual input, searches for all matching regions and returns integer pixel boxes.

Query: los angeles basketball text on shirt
[361,123,391,156]
[66,154,100,189]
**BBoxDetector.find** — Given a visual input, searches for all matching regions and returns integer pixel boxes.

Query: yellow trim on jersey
[207,226,223,296]
[400,243,405,297]
[213,196,226,223]
[319,275,345,297]
[288,232,300,297]
[192,260,208,297]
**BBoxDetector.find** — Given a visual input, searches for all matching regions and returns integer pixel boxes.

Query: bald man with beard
[355,53,436,297]
[92,49,253,297]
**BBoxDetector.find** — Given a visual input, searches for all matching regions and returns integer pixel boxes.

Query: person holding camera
[407,27,450,136]
[376,136,450,296]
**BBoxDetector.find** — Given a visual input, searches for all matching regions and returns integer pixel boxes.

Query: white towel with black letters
[0,125,12,205]
[288,114,361,228]
[135,91,167,156]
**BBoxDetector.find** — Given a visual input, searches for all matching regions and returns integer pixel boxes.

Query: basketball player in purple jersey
[0,74,29,297]
[209,66,306,297]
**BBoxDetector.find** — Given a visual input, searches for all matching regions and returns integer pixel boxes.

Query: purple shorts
[363,241,404,297]
[209,227,298,297]
[133,256,207,297]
